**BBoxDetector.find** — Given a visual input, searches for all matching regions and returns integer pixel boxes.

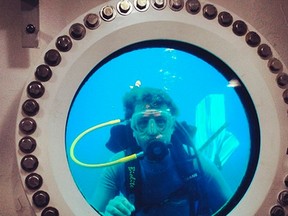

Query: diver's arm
[91,166,119,213]
[92,151,135,216]
[198,154,232,212]
[104,196,135,216]
[92,152,124,213]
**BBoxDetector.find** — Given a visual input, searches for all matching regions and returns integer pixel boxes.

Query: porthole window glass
[65,40,259,215]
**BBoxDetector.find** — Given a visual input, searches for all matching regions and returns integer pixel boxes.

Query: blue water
[65,47,252,209]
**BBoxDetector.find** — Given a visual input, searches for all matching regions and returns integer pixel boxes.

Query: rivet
[55,35,72,52]
[203,4,217,20]
[218,11,233,27]
[270,205,285,216]
[152,0,166,10]
[44,49,61,67]
[257,44,272,59]
[27,81,45,99]
[19,117,37,135]
[246,31,261,47]
[117,0,132,14]
[19,136,37,154]
[69,23,86,40]
[100,6,116,21]
[84,13,100,29]
[276,73,288,88]
[25,173,43,190]
[278,190,288,206]
[41,207,59,216]
[283,89,288,104]
[284,175,288,187]
[268,58,283,73]
[135,0,150,11]
[35,65,52,82]
[26,24,36,34]
[185,0,201,15]
[22,99,39,116]
[169,0,184,11]
[33,190,50,208]
[21,155,39,172]
[232,20,248,36]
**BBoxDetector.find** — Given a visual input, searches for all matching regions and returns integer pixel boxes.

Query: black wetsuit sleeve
[198,154,232,212]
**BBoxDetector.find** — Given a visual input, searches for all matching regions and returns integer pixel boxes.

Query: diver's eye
[155,116,167,129]
[137,117,149,131]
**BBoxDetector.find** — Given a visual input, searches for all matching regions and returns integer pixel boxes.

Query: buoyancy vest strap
[125,147,142,214]
[123,121,204,215]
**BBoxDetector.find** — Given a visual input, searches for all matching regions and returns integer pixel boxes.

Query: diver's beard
[144,141,171,161]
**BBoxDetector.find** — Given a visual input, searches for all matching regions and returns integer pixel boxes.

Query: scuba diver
[92,87,232,216]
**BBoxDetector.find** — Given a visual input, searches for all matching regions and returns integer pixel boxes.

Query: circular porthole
[15,1,288,216]
[66,40,260,215]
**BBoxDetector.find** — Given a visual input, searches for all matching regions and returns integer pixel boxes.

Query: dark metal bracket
[21,0,39,48]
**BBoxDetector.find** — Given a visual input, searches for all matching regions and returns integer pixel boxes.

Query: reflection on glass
[195,94,240,169]
[66,45,258,216]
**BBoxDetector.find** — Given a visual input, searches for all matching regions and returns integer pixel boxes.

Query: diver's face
[131,105,175,152]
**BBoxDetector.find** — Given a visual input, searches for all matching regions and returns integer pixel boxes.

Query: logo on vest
[128,166,136,188]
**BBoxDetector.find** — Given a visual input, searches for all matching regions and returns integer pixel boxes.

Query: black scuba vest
[106,121,212,216]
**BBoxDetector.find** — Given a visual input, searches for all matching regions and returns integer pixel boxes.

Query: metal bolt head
[25,173,43,190]
[84,13,100,29]
[270,205,285,216]
[203,4,217,20]
[232,20,248,36]
[278,190,288,206]
[21,155,39,172]
[26,24,36,34]
[246,31,261,47]
[276,73,288,88]
[101,6,116,21]
[169,0,184,11]
[32,190,50,208]
[257,44,272,59]
[56,35,73,52]
[44,49,62,66]
[19,136,37,154]
[35,64,52,82]
[218,11,233,27]
[119,0,131,13]
[19,117,37,135]
[268,58,283,73]
[283,89,288,104]
[69,23,86,40]
[27,81,45,99]
[153,0,166,9]
[22,99,39,116]
[41,207,59,216]
[186,0,201,14]
[137,0,148,9]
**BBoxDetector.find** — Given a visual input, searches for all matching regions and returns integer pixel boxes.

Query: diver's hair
[123,87,179,119]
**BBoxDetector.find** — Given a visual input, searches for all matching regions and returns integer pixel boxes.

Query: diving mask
[131,109,174,135]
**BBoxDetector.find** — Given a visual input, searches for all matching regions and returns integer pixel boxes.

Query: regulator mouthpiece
[145,141,169,161]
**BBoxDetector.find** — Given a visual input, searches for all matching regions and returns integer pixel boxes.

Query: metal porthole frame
[16,1,288,215]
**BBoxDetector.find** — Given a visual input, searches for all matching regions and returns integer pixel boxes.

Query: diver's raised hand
[104,195,135,216]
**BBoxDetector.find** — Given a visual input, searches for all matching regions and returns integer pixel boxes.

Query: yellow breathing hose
[69,119,143,168]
